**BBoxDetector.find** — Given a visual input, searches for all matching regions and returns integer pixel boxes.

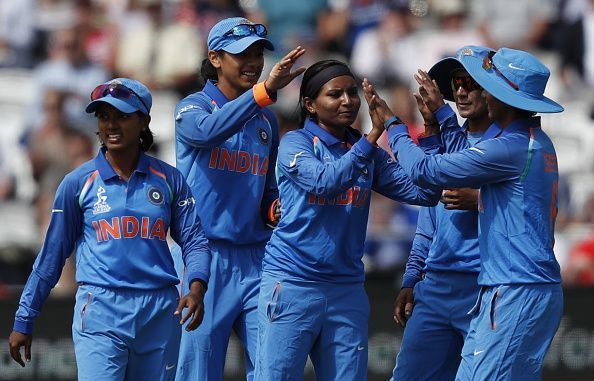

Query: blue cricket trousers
[72,284,181,381]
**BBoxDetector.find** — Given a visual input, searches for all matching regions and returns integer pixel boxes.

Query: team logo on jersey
[147,187,164,205]
[258,127,269,145]
[93,186,111,215]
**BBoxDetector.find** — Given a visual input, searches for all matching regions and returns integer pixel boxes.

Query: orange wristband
[268,198,280,223]
[253,81,274,107]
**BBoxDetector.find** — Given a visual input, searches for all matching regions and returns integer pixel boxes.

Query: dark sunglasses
[483,51,519,91]
[224,23,267,38]
[90,83,149,113]
[451,75,482,93]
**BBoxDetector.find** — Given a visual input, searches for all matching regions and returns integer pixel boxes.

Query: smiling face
[210,42,265,99]
[96,103,148,154]
[304,75,360,134]
[452,70,488,120]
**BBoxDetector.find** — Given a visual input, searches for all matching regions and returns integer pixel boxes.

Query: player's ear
[208,50,222,69]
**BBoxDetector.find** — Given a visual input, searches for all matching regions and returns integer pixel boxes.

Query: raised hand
[413,92,439,136]
[362,78,398,123]
[265,46,306,93]
[413,69,445,113]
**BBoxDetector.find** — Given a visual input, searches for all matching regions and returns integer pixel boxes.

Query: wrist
[383,115,403,130]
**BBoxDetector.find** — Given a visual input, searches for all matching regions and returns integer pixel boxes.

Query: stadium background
[1,0,593,379]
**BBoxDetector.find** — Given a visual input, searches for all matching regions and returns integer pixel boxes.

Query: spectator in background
[471,0,557,50]
[0,0,35,68]
[112,0,204,97]
[246,0,330,57]
[350,5,418,86]
[563,234,594,287]
[23,27,108,141]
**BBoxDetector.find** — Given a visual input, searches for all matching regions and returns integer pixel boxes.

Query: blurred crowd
[1,0,594,292]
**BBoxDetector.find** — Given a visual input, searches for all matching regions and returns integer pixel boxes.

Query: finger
[10,346,25,367]
[405,302,413,317]
[24,342,31,363]
[174,296,185,315]
[186,306,204,331]
[180,303,194,326]
[288,66,306,79]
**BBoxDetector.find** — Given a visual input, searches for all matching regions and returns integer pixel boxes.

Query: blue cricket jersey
[14,148,211,334]
[262,119,441,284]
[389,116,561,286]
[175,80,279,244]
[402,105,483,288]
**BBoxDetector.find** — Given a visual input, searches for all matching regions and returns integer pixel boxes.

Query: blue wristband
[384,115,403,130]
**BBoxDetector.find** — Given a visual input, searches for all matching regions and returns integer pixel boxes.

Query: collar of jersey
[203,80,230,108]
[303,119,358,147]
[499,116,541,137]
[95,147,150,180]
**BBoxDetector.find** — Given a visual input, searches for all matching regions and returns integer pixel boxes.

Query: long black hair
[298,60,354,128]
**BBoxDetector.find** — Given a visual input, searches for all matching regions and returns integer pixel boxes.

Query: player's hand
[362,78,397,143]
[8,331,32,367]
[413,69,445,113]
[175,280,206,331]
[273,200,281,223]
[440,188,479,211]
[265,46,306,93]
[393,287,414,327]
[412,93,439,136]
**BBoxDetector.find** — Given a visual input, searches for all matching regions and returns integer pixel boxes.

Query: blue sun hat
[208,17,274,54]
[428,45,494,102]
[85,78,152,115]
[459,47,564,113]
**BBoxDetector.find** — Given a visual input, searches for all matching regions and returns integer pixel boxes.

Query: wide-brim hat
[208,17,274,54]
[459,47,563,113]
[428,45,493,102]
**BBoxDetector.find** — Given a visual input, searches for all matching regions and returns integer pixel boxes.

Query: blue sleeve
[169,169,211,286]
[371,148,440,206]
[14,174,82,334]
[388,124,517,189]
[260,109,280,223]
[402,206,435,288]
[434,104,469,153]
[277,132,376,197]
[175,89,267,149]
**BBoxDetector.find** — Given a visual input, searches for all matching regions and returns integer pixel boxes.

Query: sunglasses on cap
[90,83,149,113]
[224,23,267,38]
[483,51,519,91]
[451,75,482,93]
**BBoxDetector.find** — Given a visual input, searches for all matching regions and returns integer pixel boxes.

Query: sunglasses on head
[90,83,149,113]
[483,51,519,91]
[451,75,482,92]
[224,23,267,38]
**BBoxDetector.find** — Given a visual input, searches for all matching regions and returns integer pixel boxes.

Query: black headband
[303,64,355,99]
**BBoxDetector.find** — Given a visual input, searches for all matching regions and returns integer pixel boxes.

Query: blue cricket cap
[85,77,152,115]
[428,45,494,102]
[207,17,274,54]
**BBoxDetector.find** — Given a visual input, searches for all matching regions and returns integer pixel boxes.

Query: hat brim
[460,54,564,113]
[221,36,274,54]
[428,57,464,102]
[85,96,141,114]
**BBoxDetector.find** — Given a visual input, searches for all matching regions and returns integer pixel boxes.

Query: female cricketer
[8,78,211,381]
[254,60,441,381]
[172,17,305,381]
[364,47,564,381]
